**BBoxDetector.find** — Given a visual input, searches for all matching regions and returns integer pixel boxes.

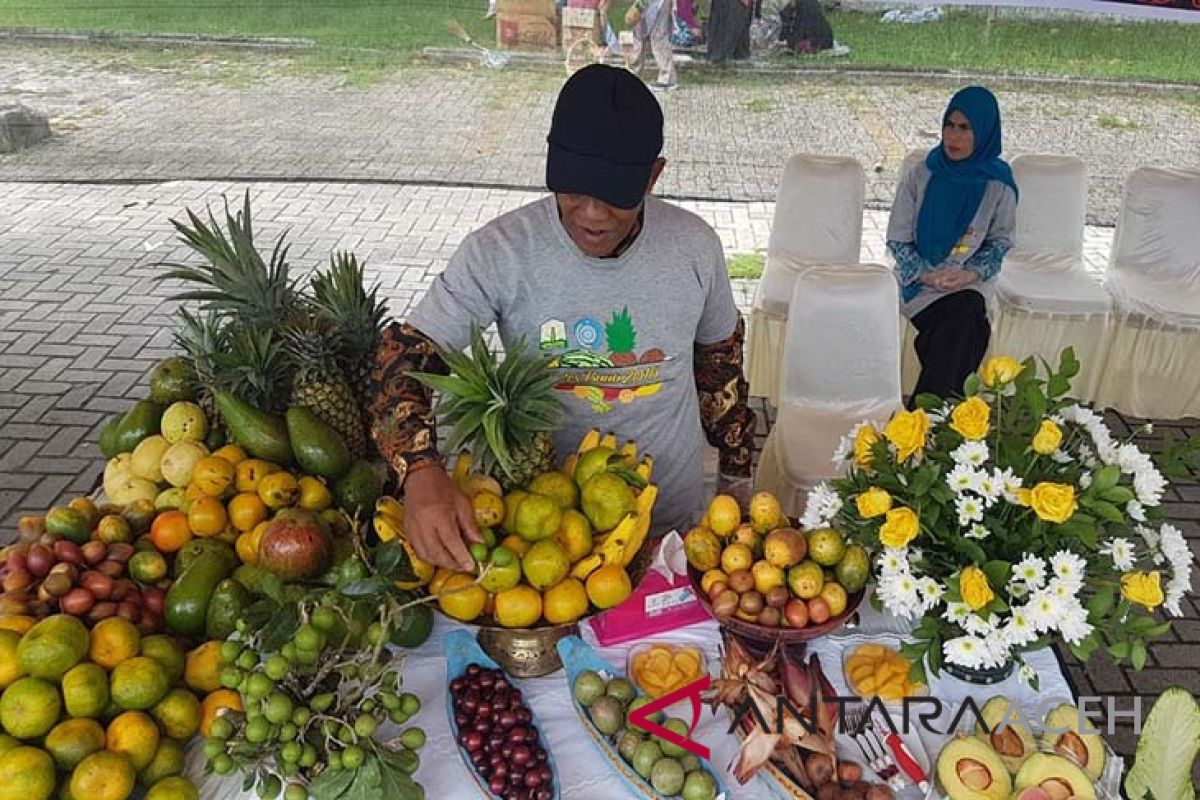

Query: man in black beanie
[368,65,756,572]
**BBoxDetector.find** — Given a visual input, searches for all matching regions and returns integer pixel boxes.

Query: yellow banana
[561,452,579,478]
[619,440,638,462]
[597,513,637,564]
[375,496,406,522]
[452,451,473,485]
[620,485,658,565]
[576,428,601,455]
[635,483,658,517]
[394,541,435,589]
[599,432,618,451]
[373,514,406,543]
[635,455,654,483]
[570,554,604,580]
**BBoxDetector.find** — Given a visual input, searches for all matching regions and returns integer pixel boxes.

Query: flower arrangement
[801,349,1194,688]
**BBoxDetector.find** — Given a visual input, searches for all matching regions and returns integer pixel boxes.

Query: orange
[683,527,722,572]
[183,642,222,694]
[499,534,530,557]
[235,532,259,564]
[186,496,227,537]
[105,711,159,771]
[151,688,201,740]
[436,574,487,623]
[0,676,61,739]
[585,565,632,610]
[17,614,88,679]
[700,569,728,596]
[706,494,742,537]
[0,745,56,800]
[554,510,593,563]
[543,578,589,625]
[150,511,192,553]
[211,444,247,467]
[139,738,185,787]
[61,662,109,718]
[109,657,169,711]
[139,636,185,688]
[494,586,543,628]
[190,457,234,497]
[0,630,24,690]
[720,542,754,574]
[521,540,570,591]
[89,618,141,671]
[199,689,242,738]
[144,777,199,800]
[70,750,136,800]
[428,568,455,597]
[44,718,106,770]
[227,492,267,532]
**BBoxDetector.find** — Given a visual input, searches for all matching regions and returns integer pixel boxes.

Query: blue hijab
[915,86,1018,267]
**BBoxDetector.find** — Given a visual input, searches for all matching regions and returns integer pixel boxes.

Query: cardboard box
[562,8,603,54]
[497,13,560,50]
[496,0,558,17]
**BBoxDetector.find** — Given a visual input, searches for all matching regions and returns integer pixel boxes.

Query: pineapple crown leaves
[605,306,637,354]
[309,250,392,360]
[212,324,292,414]
[410,322,565,482]
[155,190,299,329]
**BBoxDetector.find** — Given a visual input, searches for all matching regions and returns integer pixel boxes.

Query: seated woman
[887,86,1019,403]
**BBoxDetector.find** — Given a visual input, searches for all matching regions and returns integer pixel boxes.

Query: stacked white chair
[991,155,1112,401]
[896,149,927,396]
[1097,166,1200,419]
[746,154,866,406]
[754,263,904,517]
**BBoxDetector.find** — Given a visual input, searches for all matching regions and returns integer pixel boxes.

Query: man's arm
[367,321,448,487]
[694,316,757,479]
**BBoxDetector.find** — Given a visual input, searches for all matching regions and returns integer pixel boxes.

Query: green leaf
[309,766,356,800]
[345,754,384,800]
[1088,586,1116,620]
[982,560,1012,591]
[1091,500,1126,524]
[1047,374,1070,399]
[378,750,426,800]
[908,654,928,686]
[1023,381,1048,420]
[1055,515,1098,548]
[260,572,286,604]
[1100,486,1136,504]
[259,602,302,653]
[1131,640,1148,671]
[1146,622,1173,638]
[1059,346,1081,380]
[374,539,405,576]
[1108,640,1132,660]
[963,373,982,397]
[959,540,988,564]
[340,578,391,598]
[927,634,943,676]
[914,393,943,411]
[910,465,937,497]
[1092,465,1122,494]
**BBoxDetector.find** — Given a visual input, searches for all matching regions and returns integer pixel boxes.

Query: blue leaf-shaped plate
[556,635,731,800]
[444,629,562,800]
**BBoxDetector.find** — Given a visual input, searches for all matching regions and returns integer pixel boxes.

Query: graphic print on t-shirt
[538,306,673,414]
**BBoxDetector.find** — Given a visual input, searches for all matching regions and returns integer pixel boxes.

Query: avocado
[214,390,293,465]
[1013,753,1096,800]
[206,578,252,640]
[173,539,238,578]
[1041,704,1106,781]
[936,736,1012,800]
[106,400,164,457]
[977,696,1036,774]
[286,406,352,479]
[165,550,238,638]
[333,460,382,521]
[99,415,123,459]
[148,357,197,405]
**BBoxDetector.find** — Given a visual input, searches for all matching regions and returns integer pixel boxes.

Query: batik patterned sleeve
[964,239,1011,282]
[888,240,932,288]
[694,316,756,478]
[368,321,448,481]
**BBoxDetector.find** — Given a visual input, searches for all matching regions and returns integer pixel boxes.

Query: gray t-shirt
[887,160,1017,318]
[407,195,739,535]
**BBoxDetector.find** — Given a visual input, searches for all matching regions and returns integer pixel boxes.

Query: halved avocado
[1014,753,1096,800]
[1041,704,1106,781]
[937,736,1013,800]
[1010,789,1052,800]
[977,696,1036,774]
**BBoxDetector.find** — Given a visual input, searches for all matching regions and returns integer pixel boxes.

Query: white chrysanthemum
[1159,524,1190,565]
[1117,443,1152,474]
[1014,555,1047,589]
[1058,604,1094,646]
[1026,590,1059,633]
[1077,443,1097,469]
[943,602,971,626]
[971,471,1002,504]
[982,631,1012,669]
[918,578,945,611]
[963,613,998,637]
[1004,608,1038,648]
[1019,662,1038,686]
[1100,538,1136,572]
[952,441,989,467]
[1050,551,1088,593]
[1126,500,1146,522]
[957,496,985,527]
[1137,524,1161,550]
[965,524,990,540]
[878,572,921,618]
[1078,471,1093,490]
[994,467,1023,503]
[944,635,987,669]
[1009,582,1030,600]
[800,482,843,530]
[947,463,979,494]
[1048,578,1078,604]
[1134,466,1166,507]
[878,548,910,577]
[1051,448,1073,464]
[1166,570,1192,617]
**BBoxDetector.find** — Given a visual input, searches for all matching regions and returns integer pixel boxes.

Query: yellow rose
[1028,482,1078,524]
[853,425,881,469]
[949,396,991,441]
[1032,420,1063,455]
[959,566,995,612]
[856,488,893,519]
[884,408,930,462]
[980,356,1025,387]
[1015,488,1032,507]
[879,507,919,549]
[1121,571,1164,611]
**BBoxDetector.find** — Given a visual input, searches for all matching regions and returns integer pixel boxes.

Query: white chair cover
[897,148,928,398]
[1096,167,1200,419]
[755,264,903,516]
[747,154,866,404]
[992,155,1112,402]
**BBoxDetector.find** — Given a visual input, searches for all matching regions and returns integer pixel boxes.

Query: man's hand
[401,465,482,572]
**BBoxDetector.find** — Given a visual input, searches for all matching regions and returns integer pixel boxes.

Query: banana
[561,452,579,479]
[570,554,604,580]
[452,451,473,486]
[375,496,406,522]
[373,513,406,543]
[576,428,601,455]
[635,455,654,483]
[621,484,658,566]
[619,440,638,462]
[597,513,638,565]
[599,432,618,451]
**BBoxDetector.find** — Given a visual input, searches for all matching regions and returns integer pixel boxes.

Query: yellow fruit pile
[377,429,659,629]
[0,614,201,800]
[629,644,706,699]
[845,643,924,702]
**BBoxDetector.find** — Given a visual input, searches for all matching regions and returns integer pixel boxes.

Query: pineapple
[156,190,297,329]
[281,309,369,457]
[214,324,291,415]
[308,252,390,401]
[412,323,565,492]
[606,307,638,367]
[172,308,227,432]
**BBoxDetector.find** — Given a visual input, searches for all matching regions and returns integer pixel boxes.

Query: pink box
[566,0,600,7]
[587,541,710,646]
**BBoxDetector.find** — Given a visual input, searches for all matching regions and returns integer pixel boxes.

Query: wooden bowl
[686,563,864,648]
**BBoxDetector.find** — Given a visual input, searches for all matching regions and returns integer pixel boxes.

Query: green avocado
[286,406,352,479]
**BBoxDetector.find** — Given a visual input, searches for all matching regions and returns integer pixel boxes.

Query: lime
[210,717,233,740]
[219,641,242,664]
[264,693,294,725]
[244,718,270,744]
[354,716,377,739]
[388,605,433,649]
[236,651,259,670]
[400,693,420,716]
[400,727,426,750]
[310,608,336,633]
[291,707,311,727]
[284,784,307,800]
[265,655,289,681]
[280,741,301,764]
[212,754,235,775]
[491,546,515,567]
[469,543,489,562]
[246,673,274,699]
[258,775,282,799]
[293,625,321,652]
[342,746,364,770]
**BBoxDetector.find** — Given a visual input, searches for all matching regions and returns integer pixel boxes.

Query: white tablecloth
[188,594,1081,800]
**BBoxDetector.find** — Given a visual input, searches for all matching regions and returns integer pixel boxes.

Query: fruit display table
[188,592,1085,800]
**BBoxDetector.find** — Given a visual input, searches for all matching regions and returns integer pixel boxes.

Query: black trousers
[910,290,990,404]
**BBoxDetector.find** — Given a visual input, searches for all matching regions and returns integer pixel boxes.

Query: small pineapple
[308,251,390,402]
[605,307,638,367]
[214,324,292,416]
[172,308,228,432]
[281,309,369,457]
[412,323,565,492]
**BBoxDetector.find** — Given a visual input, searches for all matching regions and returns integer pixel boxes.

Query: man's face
[556,159,666,258]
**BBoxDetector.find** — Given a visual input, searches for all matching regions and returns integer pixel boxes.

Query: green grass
[727,252,765,280]
[0,1,1198,84]
[742,97,777,113]
[1096,113,1140,130]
